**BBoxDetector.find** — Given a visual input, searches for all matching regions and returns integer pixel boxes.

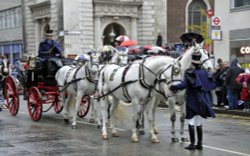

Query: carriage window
[188,0,207,33]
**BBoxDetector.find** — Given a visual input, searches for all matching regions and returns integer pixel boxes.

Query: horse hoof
[72,125,78,129]
[112,132,119,137]
[102,134,108,140]
[89,119,95,123]
[171,138,179,143]
[131,137,139,142]
[64,119,70,124]
[139,130,145,135]
[151,138,160,143]
[97,125,102,129]
[181,137,189,142]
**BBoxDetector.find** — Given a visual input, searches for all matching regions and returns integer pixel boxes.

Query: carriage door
[103,23,126,46]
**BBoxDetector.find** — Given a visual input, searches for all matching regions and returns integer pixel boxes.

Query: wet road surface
[0,99,249,156]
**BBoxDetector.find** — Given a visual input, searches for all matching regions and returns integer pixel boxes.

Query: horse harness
[99,64,137,102]
[59,63,96,92]
[98,57,182,102]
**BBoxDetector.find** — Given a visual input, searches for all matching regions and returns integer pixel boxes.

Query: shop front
[0,43,22,64]
[230,39,250,68]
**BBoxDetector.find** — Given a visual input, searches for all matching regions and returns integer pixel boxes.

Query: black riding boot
[196,125,203,150]
[185,124,196,150]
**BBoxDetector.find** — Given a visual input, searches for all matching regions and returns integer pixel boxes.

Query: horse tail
[110,96,131,123]
[69,96,76,112]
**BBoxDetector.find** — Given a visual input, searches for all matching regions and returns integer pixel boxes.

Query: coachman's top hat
[46,30,53,36]
[191,52,202,64]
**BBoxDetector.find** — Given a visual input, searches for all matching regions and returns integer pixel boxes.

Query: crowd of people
[213,58,249,111]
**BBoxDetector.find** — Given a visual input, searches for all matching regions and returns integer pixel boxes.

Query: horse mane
[179,46,195,72]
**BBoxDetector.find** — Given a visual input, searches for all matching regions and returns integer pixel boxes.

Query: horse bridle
[139,58,182,99]
[194,48,211,66]
[155,61,182,98]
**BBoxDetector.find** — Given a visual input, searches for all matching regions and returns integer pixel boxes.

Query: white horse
[97,55,182,143]
[89,48,129,126]
[0,57,11,99]
[55,52,99,128]
[0,57,11,80]
[110,48,129,66]
[129,42,214,142]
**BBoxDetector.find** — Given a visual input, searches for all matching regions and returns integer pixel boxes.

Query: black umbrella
[180,32,204,44]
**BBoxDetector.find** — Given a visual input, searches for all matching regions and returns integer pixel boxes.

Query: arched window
[188,0,207,32]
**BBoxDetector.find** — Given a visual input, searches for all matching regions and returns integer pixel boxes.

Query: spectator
[225,59,244,109]
[213,59,228,107]
[235,67,250,111]
[170,52,216,151]
[156,33,163,47]
[220,61,229,106]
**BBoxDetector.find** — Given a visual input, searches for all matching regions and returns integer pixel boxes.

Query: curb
[158,104,250,117]
[212,107,250,117]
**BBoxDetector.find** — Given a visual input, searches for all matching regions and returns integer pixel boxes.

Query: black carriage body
[26,60,42,87]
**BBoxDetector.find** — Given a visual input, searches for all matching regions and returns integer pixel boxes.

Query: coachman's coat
[171,68,216,119]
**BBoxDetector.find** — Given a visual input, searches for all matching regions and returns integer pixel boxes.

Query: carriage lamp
[109,28,116,43]
[29,56,36,69]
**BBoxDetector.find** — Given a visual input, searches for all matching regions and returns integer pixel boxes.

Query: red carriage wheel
[4,76,19,116]
[53,96,63,114]
[77,95,91,118]
[27,87,42,121]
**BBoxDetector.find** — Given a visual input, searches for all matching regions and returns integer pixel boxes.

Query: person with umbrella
[180,32,204,50]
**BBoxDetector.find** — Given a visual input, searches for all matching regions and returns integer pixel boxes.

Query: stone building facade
[0,0,23,64]
[23,0,166,56]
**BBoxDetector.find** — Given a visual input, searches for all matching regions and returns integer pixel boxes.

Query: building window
[188,0,207,33]
[0,6,22,30]
[235,0,250,7]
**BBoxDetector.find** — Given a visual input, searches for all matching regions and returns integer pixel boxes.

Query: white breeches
[188,115,203,126]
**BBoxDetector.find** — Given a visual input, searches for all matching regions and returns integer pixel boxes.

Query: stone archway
[102,23,126,45]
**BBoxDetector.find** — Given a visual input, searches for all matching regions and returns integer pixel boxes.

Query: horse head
[89,51,101,65]
[0,57,10,76]
[194,41,214,72]
[158,58,182,98]
[179,41,213,73]
[86,51,101,80]
[116,48,129,66]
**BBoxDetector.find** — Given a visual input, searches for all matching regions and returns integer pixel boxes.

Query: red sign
[212,16,221,26]
[207,9,213,18]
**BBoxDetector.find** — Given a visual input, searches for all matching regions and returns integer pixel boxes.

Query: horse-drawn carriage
[4,56,91,121]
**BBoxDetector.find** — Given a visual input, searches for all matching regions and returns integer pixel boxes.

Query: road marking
[183,142,250,156]
[204,145,250,156]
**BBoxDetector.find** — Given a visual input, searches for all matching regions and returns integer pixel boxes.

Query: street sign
[211,30,222,40]
[207,9,213,18]
[212,16,221,26]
